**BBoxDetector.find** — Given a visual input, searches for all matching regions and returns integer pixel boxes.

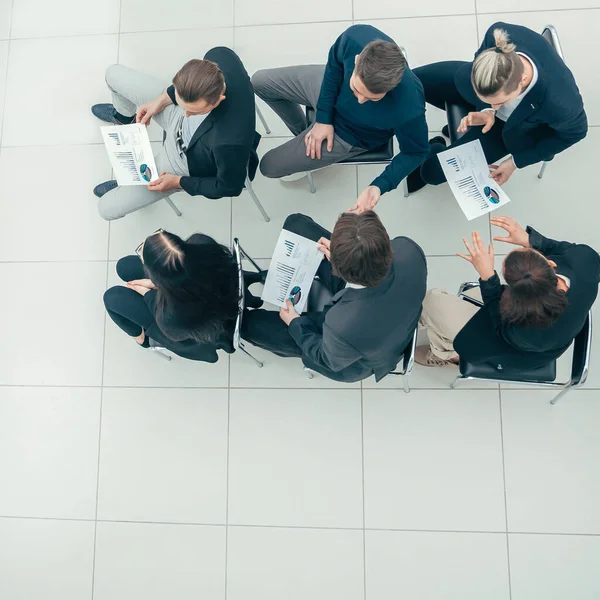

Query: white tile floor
[0,1,599,599]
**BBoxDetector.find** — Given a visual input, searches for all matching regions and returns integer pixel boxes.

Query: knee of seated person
[283,213,309,231]
[420,162,445,186]
[258,153,284,179]
[251,70,269,94]
[115,256,139,281]
[105,64,123,88]
[103,285,127,310]
[97,198,123,222]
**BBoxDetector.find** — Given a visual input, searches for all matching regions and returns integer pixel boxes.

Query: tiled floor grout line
[360,384,368,600]
[0,0,15,150]
[2,5,599,43]
[499,388,513,600]
[1,513,599,536]
[90,13,121,598]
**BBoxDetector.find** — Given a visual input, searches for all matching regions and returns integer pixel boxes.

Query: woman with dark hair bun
[103,230,265,362]
[416,216,599,368]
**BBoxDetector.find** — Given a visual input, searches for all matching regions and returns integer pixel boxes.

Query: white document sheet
[438,139,511,221]
[100,124,159,186]
[261,229,323,314]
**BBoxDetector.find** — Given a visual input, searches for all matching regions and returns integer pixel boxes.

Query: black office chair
[303,278,418,391]
[451,282,593,404]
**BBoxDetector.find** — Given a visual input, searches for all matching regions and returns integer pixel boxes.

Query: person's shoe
[93,180,118,198]
[442,124,450,139]
[429,135,447,148]
[91,103,135,125]
[280,171,309,182]
[414,345,458,368]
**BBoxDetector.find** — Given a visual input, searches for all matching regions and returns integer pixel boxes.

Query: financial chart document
[100,124,159,186]
[438,139,511,220]
[261,229,323,314]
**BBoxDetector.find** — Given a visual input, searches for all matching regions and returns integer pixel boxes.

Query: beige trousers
[419,288,481,360]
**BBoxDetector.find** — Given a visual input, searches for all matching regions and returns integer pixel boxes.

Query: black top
[166,47,259,198]
[288,236,427,382]
[454,22,587,168]
[455,228,599,368]
[143,234,238,362]
[316,24,429,194]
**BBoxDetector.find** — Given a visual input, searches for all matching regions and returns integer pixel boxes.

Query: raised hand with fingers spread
[457,231,496,281]
[490,216,531,247]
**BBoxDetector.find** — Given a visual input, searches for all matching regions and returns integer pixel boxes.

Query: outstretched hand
[457,231,496,281]
[348,185,381,213]
[490,216,531,248]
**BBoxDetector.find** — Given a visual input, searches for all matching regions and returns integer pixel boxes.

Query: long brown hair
[500,249,568,328]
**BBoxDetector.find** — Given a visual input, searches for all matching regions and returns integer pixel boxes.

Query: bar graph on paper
[100,124,158,186]
[261,229,323,313]
[438,139,511,221]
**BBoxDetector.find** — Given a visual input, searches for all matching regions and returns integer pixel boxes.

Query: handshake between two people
[457,216,531,281]
[304,122,381,214]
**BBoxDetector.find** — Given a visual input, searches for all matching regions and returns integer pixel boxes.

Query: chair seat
[445,102,470,144]
[460,358,557,382]
[305,106,393,164]
[307,278,334,313]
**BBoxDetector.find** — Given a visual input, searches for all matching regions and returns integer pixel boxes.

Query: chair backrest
[232,238,245,352]
[570,310,593,386]
[541,25,565,61]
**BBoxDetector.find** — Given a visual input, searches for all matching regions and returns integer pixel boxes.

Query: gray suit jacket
[288,237,427,382]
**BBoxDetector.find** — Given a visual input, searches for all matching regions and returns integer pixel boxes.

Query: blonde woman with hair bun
[408,22,587,193]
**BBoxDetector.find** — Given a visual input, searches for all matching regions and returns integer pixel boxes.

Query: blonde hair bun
[493,28,517,53]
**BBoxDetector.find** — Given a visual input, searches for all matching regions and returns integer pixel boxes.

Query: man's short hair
[355,40,406,94]
[330,211,393,287]
[172,59,225,105]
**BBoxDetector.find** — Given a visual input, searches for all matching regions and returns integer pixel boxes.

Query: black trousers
[412,61,509,185]
[241,213,346,357]
[104,255,264,341]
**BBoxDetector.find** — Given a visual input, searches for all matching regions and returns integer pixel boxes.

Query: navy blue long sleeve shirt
[315,25,429,194]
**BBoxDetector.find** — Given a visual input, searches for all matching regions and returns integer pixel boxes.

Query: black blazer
[166,47,259,199]
[455,22,587,168]
[288,237,427,382]
[455,228,600,369]
[143,234,238,362]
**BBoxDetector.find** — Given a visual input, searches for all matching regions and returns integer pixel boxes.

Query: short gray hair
[355,40,406,94]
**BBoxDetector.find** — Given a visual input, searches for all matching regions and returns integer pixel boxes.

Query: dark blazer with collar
[166,47,259,199]
[455,228,600,369]
[287,237,427,383]
[455,22,587,168]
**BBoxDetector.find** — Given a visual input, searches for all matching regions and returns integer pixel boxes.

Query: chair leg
[238,243,263,274]
[403,177,409,198]
[402,376,410,394]
[256,105,271,135]
[165,196,182,217]
[239,342,264,368]
[245,176,270,223]
[450,375,463,389]
[151,348,172,361]
[304,367,315,379]
[538,161,548,180]
[550,385,571,405]
[307,172,316,194]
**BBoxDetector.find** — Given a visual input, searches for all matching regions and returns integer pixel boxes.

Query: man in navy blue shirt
[252,25,429,212]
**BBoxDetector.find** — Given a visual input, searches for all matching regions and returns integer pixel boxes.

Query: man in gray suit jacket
[242,212,427,383]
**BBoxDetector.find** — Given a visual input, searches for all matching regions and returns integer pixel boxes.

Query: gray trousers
[251,65,366,178]
[98,65,190,221]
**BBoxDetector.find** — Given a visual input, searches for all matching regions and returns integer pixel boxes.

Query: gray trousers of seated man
[252,65,367,178]
[98,65,190,221]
